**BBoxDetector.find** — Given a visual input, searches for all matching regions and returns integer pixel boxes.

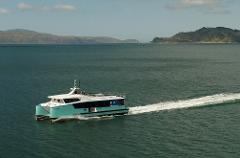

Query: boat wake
[52,93,240,123]
[128,93,240,115]
[51,115,114,123]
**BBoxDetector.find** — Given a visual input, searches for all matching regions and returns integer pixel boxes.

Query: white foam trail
[51,115,114,123]
[51,93,240,123]
[128,93,240,115]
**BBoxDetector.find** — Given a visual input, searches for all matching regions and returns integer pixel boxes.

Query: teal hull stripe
[74,109,129,118]
[36,103,129,119]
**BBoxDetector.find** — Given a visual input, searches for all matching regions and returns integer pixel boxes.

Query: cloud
[166,0,230,14]
[181,0,217,7]
[17,2,33,11]
[0,8,10,14]
[54,4,76,11]
[16,3,76,12]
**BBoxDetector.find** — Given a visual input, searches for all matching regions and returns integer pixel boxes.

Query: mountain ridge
[0,29,139,44]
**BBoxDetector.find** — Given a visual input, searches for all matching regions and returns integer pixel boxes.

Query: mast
[73,79,80,88]
[69,80,81,94]
[74,80,77,88]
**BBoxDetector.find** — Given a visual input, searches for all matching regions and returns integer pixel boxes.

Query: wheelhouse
[49,97,81,104]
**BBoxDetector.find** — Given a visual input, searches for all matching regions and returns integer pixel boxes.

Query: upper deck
[42,85,124,107]
[48,92,124,103]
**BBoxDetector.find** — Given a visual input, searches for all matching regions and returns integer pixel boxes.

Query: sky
[0,0,239,42]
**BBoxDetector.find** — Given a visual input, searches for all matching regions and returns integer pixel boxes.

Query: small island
[152,27,240,43]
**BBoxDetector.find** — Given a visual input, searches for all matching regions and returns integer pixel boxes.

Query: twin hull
[36,104,129,120]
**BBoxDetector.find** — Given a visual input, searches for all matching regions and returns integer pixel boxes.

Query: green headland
[152,27,240,43]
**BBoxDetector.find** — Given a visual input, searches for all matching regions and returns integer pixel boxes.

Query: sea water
[0,44,240,158]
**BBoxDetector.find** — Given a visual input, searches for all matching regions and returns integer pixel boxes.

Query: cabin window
[119,99,124,105]
[111,99,124,105]
[73,100,110,108]
[72,99,124,109]
[51,99,57,102]
[64,98,80,103]
[50,99,64,103]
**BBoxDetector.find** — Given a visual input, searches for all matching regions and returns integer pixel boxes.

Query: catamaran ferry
[35,81,129,121]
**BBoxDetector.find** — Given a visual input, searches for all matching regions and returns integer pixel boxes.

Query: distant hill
[0,29,139,44]
[152,27,240,43]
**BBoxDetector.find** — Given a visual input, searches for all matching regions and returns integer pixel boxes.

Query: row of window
[64,98,80,103]
[51,98,80,103]
[73,99,124,109]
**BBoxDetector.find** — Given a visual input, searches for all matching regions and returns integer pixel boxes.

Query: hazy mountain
[0,29,139,44]
[152,27,240,43]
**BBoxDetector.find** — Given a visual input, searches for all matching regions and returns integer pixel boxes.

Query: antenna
[74,80,77,88]
[73,79,80,88]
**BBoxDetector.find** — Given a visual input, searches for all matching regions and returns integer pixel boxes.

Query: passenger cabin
[47,87,124,109]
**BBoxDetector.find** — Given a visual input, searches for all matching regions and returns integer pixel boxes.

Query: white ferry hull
[35,80,129,122]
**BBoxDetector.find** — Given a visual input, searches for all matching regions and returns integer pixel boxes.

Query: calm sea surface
[0,44,240,158]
